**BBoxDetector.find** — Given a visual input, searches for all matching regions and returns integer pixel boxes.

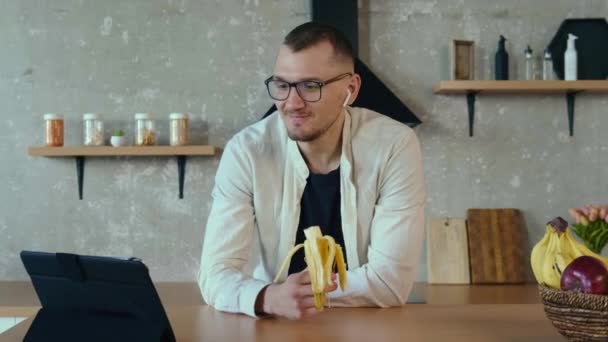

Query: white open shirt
[198,107,426,317]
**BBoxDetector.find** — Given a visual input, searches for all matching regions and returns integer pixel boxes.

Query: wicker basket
[539,284,608,341]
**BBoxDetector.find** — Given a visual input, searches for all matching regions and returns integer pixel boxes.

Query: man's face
[272,41,354,142]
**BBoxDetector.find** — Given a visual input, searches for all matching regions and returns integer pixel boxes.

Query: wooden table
[1,282,556,341]
[0,281,542,315]
[0,281,204,317]
[1,304,564,341]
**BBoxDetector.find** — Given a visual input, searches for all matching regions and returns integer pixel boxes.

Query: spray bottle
[564,33,578,81]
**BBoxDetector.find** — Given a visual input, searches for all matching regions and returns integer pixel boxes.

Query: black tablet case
[20,251,176,342]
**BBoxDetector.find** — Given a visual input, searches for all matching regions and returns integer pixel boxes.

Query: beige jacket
[198,107,426,317]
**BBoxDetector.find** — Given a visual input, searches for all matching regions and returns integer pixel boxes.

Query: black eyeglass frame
[264,72,353,102]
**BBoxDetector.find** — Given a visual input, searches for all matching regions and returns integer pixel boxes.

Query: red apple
[561,256,608,295]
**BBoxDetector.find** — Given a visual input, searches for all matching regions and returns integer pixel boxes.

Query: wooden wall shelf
[28,145,220,200]
[433,80,608,94]
[28,145,218,157]
[433,80,608,136]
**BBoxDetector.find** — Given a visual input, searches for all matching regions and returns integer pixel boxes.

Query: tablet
[20,250,176,342]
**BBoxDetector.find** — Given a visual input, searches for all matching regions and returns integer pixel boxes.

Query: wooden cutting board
[427,217,470,284]
[466,208,526,284]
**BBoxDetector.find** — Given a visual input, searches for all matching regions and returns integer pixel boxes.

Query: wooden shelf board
[28,145,219,157]
[434,80,608,94]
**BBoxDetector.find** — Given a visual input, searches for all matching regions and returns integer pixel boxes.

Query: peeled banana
[274,226,347,310]
[531,217,608,289]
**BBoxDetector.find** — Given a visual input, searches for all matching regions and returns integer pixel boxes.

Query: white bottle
[564,33,578,81]
[543,50,555,80]
[524,45,534,80]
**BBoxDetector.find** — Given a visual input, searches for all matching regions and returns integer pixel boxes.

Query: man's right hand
[260,269,338,320]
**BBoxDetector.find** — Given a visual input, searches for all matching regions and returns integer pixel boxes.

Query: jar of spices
[134,113,156,146]
[44,113,64,147]
[169,113,188,146]
[83,113,104,146]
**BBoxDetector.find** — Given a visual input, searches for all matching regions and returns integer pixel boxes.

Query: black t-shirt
[288,167,347,275]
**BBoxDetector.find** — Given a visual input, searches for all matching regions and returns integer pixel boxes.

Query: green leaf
[571,221,608,254]
[571,224,583,239]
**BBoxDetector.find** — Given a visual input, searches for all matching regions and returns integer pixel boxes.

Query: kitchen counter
[0,281,541,317]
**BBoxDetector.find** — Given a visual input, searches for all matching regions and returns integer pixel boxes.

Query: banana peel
[274,226,347,310]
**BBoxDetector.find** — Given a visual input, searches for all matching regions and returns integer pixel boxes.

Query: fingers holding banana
[274,226,347,311]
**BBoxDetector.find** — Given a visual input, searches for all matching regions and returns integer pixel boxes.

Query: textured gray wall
[1,0,607,281]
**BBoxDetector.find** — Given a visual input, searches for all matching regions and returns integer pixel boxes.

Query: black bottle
[495,35,509,80]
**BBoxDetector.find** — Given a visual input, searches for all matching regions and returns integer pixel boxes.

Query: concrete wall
[1,0,606,281]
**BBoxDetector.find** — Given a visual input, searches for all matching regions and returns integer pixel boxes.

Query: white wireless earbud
[342,90,352,107]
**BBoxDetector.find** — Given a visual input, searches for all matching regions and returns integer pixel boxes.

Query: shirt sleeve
[328,131,426,307]
[197,138,270,317]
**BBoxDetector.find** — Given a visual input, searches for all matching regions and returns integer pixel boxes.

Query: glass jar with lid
[169,113,188,146]
[44,113,64,147]
[83,113,104,146]
[134,113,156,146]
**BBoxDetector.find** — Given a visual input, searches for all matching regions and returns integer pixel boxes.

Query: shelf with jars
[31,112,219,200]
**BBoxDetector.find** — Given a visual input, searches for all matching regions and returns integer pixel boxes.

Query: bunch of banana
[274,226,347,310]
[531,217,608,288]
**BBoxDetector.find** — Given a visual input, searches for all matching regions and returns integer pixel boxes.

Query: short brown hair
[283,22,355,66]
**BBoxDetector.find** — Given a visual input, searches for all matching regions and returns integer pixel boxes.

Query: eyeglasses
[264,73,352,102]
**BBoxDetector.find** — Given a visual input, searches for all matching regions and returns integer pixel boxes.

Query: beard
[284,111,342,142]
[286,125,325,142]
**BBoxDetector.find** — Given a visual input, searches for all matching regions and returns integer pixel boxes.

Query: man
[198,22,426,320]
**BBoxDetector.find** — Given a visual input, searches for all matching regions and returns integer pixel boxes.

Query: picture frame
[451,40,475,80]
